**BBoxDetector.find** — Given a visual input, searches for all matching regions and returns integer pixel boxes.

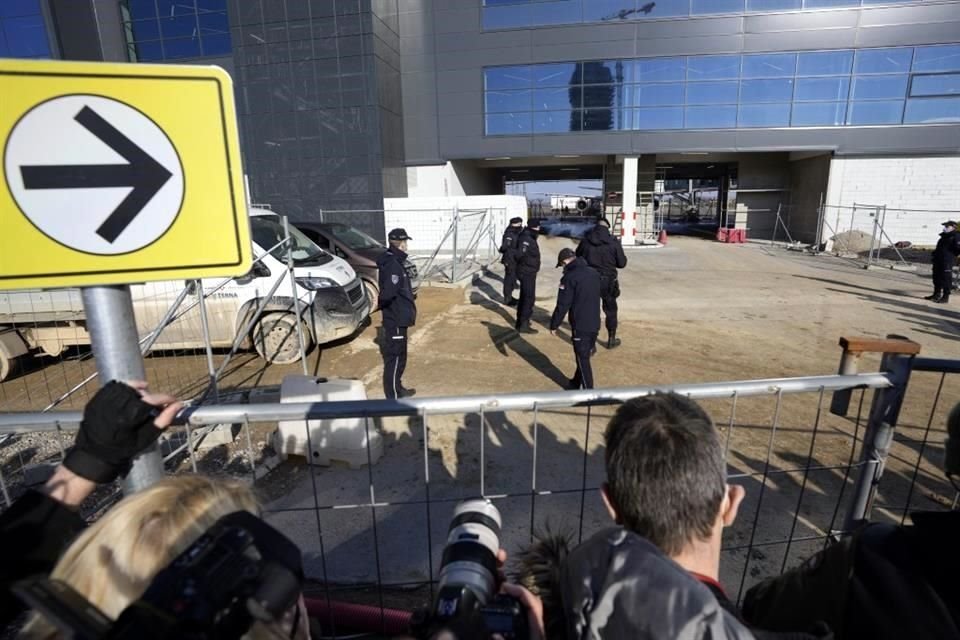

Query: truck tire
[252,313,313,365]
[0,330,28,383]
[0,349,17,383]
[362,279,379,312]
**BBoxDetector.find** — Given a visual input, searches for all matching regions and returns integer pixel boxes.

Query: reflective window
[691,0,744,14]
[803,0,860,6]
[686,81,740,105]
[527,0,583,26]
[486,90,532,113]
[688,55,741,81]
[847,100,904,125]
[795,77,850,101]
[123,0,231,61]
[581,61,626,85]
[740,79,794,103]
[747,0,801,11]
[910,74,960,97]
[533,63,581,86]
[0,0,50,58]
[632,83,686,107]
[485,66,533,91]
[635,107,685,130]
[854,48,913,75]
[486,112,532,135]
[792,102,846,126]
[634,57,686,83]
[582,84,617,110]
[912,45,960,73]
[685,105,738,129]
[534,110,577,133]
[534,87,579,110]
[851,75,908,100]
[742,53,797,79]
[738,103,792,127]
[797,50,853,76]
[904,97,960,124]
[583,108,618,131]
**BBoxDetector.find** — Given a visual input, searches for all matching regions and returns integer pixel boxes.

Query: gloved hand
[63,380,182,483]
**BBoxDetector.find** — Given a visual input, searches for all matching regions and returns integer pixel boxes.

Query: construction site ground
[3,236,959,611]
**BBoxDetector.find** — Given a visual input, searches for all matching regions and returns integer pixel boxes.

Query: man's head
[556,247,576,268]
[943,220,958,233]
[388,228,412,252]
[510,216,523,227]
[528,218,541,231]
[601,393,744,557]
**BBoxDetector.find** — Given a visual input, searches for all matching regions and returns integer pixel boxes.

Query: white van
[0,208,370,380]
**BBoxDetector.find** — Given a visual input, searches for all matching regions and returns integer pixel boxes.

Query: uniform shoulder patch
[391,274,400,285]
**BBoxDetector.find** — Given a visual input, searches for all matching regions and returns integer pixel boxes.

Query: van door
[130,280,206,351]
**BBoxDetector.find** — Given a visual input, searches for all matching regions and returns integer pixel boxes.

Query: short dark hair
[604,393,726,556]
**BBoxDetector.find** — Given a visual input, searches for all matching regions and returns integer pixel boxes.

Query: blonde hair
[21,475,265,638]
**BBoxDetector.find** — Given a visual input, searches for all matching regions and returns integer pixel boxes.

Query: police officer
[550,247,601,390]
[576,216,627,349]
[499,217,524,306]
[515,219,542,334]
[377,229,417,399]
[926,220,960,304]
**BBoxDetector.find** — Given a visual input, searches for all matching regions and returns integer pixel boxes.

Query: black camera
[411,500,528,640]
[15,511,304,640]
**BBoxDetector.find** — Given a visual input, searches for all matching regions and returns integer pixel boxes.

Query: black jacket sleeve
[614,242,627,269]
[0,491,87,627]
[378,261,400,310]
[550,275,574,330]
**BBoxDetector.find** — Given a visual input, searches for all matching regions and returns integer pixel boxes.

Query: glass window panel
[685,105,737,128]
[133,40,163,61]
[854,48,913,74]
[197,12,229,35]
[163,36,201,59]
[634,106,684,129]
[584,0,641,22]
[738,103,791,127]
[583,108,617,131]
[628,0,689,19]
[912,45,960,73]
[904,97,960,124]
[534,110,580,133]
[485,66,532,90]
[533,63,582,86]
[742,53,797,78]
[487,89,532,113]
[201,33,231,56]
[582,84,617,109]
[632,83,685,106]
[797,50,853,76]
[791,102,846,126]
[129,19,161,41]
[0,29,8,56]
[533,86,580,110]
[846,100,904,125]
[485,0,530,5]
[911,74,960,97]
[160,14,198,39]
[851,75,908,100]
[747,0,801,11]
[687,55,741,81]
[528,0,582,26]
[686,81,739,105]
[581,61,627,84]
[740,78,794,103]
[482,5,532,30]
[126,0,158,20]
[3,14,49,57]
[691,0,744,14]
[634,57,685,82]
[795,77,850,101]
[486,112,533,134]
[197,0,228,10]
[802,0,859,6]
[0,0,41,19]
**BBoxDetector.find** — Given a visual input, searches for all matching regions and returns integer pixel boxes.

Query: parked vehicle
[295,221,421,310]
[0,208,370,381]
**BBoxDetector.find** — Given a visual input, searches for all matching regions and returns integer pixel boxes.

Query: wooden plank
[839,336,921,355]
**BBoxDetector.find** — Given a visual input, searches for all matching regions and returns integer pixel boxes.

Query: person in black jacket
[499,217,524,306]
[925,220,960,304]
[550,248,601,390]
[576,217,627,349]
[515,219,542,335]
[377,228,418,399]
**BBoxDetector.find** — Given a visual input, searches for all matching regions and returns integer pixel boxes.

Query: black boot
[936,295,950,304]
[518,324,539,335]
[925,293,942,301]
[607,330,622,349]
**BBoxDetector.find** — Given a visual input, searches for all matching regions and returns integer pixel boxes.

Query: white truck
[0,208,371,381]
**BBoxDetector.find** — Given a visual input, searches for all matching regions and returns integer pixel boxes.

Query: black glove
[63,381,164,483]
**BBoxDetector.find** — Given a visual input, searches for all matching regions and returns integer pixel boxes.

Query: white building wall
[824,155,960,246]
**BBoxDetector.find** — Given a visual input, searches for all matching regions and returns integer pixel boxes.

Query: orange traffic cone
[658,229,668,245]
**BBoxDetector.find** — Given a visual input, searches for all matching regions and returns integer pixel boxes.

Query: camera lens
[437,499,502,606]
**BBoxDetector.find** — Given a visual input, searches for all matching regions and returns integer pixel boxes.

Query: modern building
[6,0,960,243]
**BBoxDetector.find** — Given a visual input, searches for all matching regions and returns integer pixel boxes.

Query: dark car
[295,222,421,310]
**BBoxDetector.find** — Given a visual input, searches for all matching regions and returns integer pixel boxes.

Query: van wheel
[253,313,313,365]
[362,279,379,312]
[0,350,16,382]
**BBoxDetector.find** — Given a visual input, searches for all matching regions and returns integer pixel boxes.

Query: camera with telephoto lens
[411,499,528,640]
[14,511,304,640]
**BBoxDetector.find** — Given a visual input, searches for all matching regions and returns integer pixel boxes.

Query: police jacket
[933,229,960,268]
[499,226,522,266]
[550,257,601,334]
[576,225,627,277]
[377,248,416,327]
[516,227,541,275]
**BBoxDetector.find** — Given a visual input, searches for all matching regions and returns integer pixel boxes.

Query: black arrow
[20,105,173,243]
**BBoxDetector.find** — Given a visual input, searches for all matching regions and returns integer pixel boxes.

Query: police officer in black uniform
[377,229,417,399]
[515,219,542,334]
[926,220,960,304]
[576,216,627,349]
[550,247,602,390]
[499,217,524,306]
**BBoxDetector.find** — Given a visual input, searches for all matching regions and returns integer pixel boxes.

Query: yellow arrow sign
[0,59,251,290]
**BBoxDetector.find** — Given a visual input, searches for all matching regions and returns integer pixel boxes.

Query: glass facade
[484,44,960,135]
[0,0,50,59]
[483,0,932,31]
[122,0,232,61]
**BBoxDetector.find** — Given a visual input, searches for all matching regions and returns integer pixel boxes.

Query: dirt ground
[2,236,959,618]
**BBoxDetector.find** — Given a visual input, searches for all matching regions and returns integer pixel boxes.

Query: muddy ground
[2,236,959,616]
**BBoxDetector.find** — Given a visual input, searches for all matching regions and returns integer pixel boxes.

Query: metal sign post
[81,285,163,493]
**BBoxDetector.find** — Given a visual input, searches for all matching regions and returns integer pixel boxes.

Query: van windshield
[328,223,383,251]
[251,215,333,267]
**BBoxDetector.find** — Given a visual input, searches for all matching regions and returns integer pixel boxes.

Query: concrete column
[621,156,638,245]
